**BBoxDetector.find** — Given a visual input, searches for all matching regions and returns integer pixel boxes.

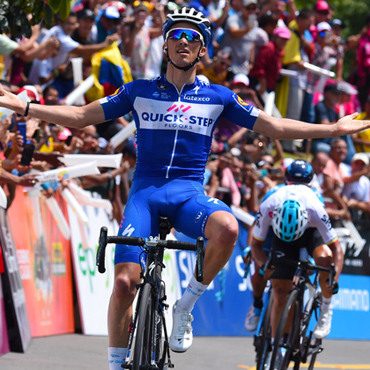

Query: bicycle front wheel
[133,282,154,370]
[256,292,273,370]
[269,289,302,370]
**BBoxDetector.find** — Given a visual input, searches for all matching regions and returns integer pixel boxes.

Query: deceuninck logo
[167,103,192,113]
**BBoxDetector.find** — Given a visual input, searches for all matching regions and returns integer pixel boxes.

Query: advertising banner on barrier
[339,220,370,276]
[7,188,75,337]
[0,275,10,355]
[67,201,118,335]
[175,222,370,339]
[0,208,32,352]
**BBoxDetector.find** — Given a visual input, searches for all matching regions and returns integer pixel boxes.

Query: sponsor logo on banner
[6,188,74,338]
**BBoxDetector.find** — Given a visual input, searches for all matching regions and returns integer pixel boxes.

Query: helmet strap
[166,46,202,72]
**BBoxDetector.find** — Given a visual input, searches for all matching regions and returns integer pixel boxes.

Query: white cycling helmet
[162,7,212,47]
[272,199,308,242]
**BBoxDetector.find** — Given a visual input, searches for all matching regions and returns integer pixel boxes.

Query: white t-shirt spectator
[342,176,370,203]
[28,25,80,85]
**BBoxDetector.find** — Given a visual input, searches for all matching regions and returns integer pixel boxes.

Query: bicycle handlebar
[283,258,336,290]
[96,227,205,281]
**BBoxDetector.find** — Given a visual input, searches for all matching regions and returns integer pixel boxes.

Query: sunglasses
[166,28,204,44]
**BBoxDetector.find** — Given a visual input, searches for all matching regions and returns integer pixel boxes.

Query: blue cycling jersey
[99,75,260,182]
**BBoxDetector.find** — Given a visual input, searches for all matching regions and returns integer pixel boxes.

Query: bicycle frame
[269,258,335,370]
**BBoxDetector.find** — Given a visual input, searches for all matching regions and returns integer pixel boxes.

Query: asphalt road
[0,334,369,370]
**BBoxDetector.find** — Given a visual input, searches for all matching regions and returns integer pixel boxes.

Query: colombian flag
[85,42,133,102]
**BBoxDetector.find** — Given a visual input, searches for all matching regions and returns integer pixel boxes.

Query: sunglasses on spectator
[166,28,204,43]
[246,5,257,11]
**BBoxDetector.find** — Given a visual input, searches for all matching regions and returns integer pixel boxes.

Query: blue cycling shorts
[115,178,233,266]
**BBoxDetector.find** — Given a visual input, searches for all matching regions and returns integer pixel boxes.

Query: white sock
[321,296,332,312]
[176,275,208,312]
[108,347,127,370]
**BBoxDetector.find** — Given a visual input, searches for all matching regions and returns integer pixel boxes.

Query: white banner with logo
[68,202,118,335]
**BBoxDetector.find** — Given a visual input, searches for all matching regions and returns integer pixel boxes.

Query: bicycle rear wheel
[269,289,302,370]
[256,292,273,370]
[133,282,154,370]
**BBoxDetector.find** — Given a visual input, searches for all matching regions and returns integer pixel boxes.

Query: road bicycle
[268,258,335,370]
[241,246,274,370]
[96,216,205,370]
[253,252,274,370]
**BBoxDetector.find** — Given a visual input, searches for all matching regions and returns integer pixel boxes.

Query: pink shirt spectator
[249,41,284,91]
[356,29,370,88]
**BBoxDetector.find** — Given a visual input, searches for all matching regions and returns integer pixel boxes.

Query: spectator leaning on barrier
[28,11,119,95]
[342,153,370,218]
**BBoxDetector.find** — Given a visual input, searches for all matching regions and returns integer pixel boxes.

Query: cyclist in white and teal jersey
[250,160,343,341]
[244,160,326,332]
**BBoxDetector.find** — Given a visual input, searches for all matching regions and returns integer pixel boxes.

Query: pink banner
[0,275,10,355]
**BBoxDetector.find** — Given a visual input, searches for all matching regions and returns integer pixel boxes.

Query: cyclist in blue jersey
[0,8,368,369]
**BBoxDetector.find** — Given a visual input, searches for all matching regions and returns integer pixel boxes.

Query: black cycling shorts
[270,228,324,280]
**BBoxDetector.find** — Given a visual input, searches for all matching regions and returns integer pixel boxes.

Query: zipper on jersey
[165,84,183,179]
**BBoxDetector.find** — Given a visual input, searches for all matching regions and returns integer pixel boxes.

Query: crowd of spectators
[1,0,370,228]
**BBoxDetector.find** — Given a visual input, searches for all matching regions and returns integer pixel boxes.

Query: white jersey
[253,184,338,245]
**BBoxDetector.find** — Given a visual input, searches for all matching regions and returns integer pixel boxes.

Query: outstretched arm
[253,110,370,140]
[0,84,105,129]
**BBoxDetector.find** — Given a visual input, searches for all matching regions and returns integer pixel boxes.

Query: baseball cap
[337,81,358,96]
[133,3,149,14]
[233,73,250,87]
[273,27,291,39]
[315,0,330,12]
[77,9,95,20]
[58,127,72,141]
[317,22,331,33]
[351,153,369,166]
[103,6,120,19]
[243,0,257,7]
[17,85,40,102]
[330,18,346,28]
[324,83,341,94]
